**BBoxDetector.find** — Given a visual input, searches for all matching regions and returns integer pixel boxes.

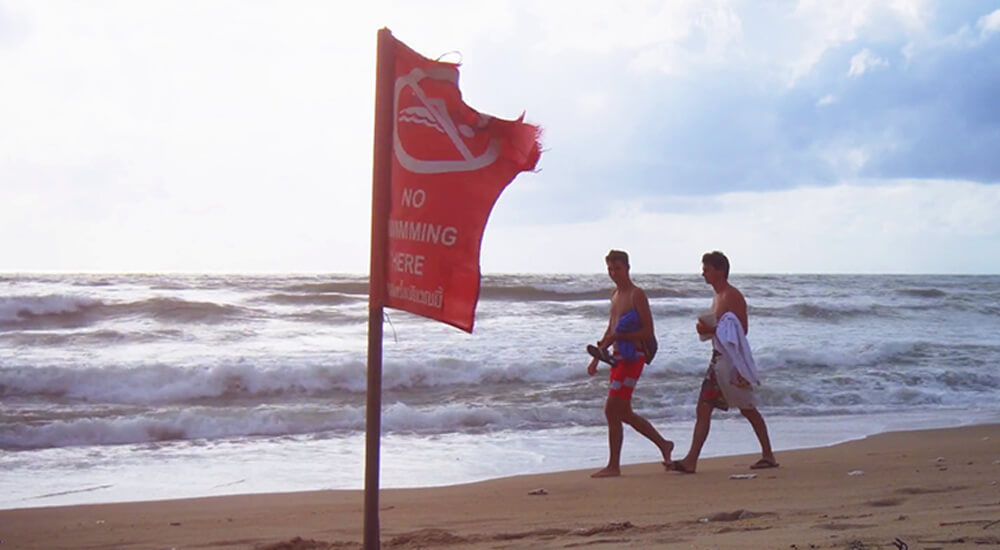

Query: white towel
[712,311,761,386]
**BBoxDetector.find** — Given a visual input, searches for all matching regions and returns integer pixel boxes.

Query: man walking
[587,249,674,477]
[673,251,777,473]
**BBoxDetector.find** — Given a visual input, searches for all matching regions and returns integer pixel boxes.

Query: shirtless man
[587,249,674,478]
[672,251,777,473]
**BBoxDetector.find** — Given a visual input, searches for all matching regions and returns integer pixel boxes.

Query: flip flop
[749,458,779,470]
[586,344,615,366]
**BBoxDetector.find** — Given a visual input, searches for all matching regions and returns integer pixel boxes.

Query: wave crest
[0,295,101,328]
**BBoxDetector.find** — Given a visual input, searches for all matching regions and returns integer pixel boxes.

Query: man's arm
[696,295,717,336]
[589,293,616,374]
[597,291,617,348]
[597,322,615,348]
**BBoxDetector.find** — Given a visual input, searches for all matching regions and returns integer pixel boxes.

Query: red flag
[384,36,541,332]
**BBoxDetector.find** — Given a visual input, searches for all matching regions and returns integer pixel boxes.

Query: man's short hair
[605,249,630,268]
[702,250,730,279]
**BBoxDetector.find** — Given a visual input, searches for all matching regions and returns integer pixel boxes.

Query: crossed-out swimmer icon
[393,66,501,175]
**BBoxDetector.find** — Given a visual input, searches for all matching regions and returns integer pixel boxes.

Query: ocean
[2,273,999,509]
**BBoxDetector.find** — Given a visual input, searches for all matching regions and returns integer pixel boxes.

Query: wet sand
[2,424,998,549]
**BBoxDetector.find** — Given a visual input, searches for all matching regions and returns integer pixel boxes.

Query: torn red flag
[383,36,541,332]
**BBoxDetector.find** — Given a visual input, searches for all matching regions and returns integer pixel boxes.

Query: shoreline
[5,408,997,511]
[3,423,999,549]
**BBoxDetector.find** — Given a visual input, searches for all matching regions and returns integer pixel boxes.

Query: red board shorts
[608,354,645,401]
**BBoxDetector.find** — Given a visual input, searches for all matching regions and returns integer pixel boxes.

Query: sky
[1,0,999,274]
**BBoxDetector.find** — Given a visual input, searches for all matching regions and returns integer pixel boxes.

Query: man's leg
[623,407,674,467]
[591,396,626,477]
[740,407,777,466]
[674,400,714,473]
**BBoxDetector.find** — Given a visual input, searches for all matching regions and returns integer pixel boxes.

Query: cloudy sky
[2,0,998,274]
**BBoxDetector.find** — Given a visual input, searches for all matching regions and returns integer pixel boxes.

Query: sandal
[749,458,779,470]
[586,344,615,366]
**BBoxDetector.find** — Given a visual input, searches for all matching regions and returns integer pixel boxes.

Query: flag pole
[365,27,395,550]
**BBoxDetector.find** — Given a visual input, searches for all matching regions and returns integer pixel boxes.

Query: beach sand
[2,424,998,549]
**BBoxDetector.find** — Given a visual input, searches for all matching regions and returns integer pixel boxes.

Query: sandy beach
[1,424,998,549]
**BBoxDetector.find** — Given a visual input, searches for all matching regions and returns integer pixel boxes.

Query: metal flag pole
[364,26,395,550]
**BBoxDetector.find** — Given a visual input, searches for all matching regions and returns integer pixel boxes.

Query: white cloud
[0,1,381,272]
[903,6,1000,54]
[779,0,927,85]
[844,148,870,171]
[529,1,704,54]
[848,48,890,76]
[817,94,838,106]
[525,0,743,76]
[483,179,1000,274]
[977,8,1000,36]
[816,135,903,178]
[575,92,608,115]
[2,1,999,274]
[887,0,931,28]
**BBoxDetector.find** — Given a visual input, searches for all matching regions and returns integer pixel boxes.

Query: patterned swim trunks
[608,354,645,400]
[699,350,730,411]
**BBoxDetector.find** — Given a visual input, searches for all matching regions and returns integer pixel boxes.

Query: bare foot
[590,466,621,478]
[659,440,675,470]
[671,459,696,474]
